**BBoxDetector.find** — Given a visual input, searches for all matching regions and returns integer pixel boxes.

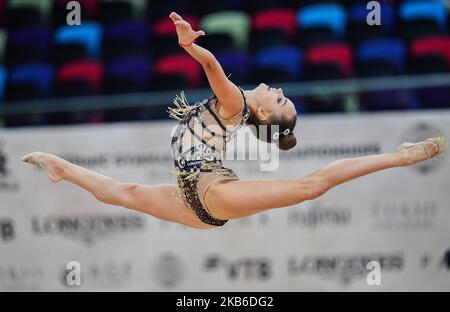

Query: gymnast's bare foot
[22,152,66,183]
[396,136,448,166]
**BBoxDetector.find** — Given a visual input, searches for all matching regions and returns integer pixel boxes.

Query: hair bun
[277,133,297,151]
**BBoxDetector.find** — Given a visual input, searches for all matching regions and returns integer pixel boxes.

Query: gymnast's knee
[93,181,139,207]
[115,183,140,208]
[301,177,330,200]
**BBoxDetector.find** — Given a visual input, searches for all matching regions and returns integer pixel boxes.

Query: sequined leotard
[168,88,250,226]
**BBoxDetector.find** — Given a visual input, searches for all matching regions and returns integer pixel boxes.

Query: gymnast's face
[252,83,297,122]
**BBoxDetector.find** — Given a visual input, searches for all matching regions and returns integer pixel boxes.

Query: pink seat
[57,60,103,94]
[252,9,296,39]
[154,54,202,88]
[306,43,353,77]
[411,36,450,69]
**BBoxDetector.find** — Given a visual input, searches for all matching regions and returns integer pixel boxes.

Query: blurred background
[0,0,449,125]
[0,0,449,291]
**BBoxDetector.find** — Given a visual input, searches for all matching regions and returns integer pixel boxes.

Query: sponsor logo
[0,265,44,291]
[371,200,437,230]
[288,253,404,285]
[287,202,351,229]
[0,140,19,192]
[153,253,184,288]
[204,255,272,281]
[420,253,433,269]
[0,145,7,176]
[401,122,446,175]
[281,143,380,160]
[0,218,15,242]
[31,214,146,245]
[420,250,450,272]
[441,249,450,270]
[58,153,172,168]
[57,153,172,179]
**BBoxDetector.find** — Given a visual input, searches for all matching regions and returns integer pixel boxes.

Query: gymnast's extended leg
[22,152,213,229]
[205,138,446,220]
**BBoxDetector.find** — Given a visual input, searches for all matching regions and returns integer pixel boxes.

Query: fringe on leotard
[167,91,195,122]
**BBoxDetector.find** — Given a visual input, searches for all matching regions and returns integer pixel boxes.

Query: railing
[0,73,450,116]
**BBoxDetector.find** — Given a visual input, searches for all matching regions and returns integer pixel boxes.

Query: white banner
[0,110,449,291]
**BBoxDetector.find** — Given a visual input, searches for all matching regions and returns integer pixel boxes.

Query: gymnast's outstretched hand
[169,11,205,46]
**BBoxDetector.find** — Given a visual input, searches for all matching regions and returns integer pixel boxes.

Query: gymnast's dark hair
[245,109,297,151]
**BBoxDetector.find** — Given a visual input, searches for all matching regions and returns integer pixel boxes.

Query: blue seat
[349,2,395,33]
[297,4,347,38]
[216,52,249,85]
[55,22,103,58]
[9,63,54,98]
[400,1,447,32]
[357,39,406,72]
[0,66,7,102]
[253,46,302,82]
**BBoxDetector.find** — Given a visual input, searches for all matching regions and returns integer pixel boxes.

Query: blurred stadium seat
[356,38,406,77]
[200,11,250,52]
[153,54,201,90]
[103,20,149,61]
[56,60,103,97]
[250,9,296,52]
[7,62,54,101]
[54,22,102,68]
[399,0,447,40]
[297,3,347,47]
[305,43,353,80]
[409,36,450,74]
[104,56,151,93]
[6,26,51,66]
[252,46,302,83]
[216,51,250,86]
[7,0,52,30]
[0,64,6,101]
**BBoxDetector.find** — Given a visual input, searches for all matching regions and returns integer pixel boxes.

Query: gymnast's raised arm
[169,12,244,118]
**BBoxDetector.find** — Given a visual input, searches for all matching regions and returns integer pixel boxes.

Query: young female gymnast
[22,12,448,229]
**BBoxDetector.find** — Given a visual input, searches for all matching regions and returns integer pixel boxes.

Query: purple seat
[216,52,249,85]
[104,56,152,93]
[103,20,150,61]
[7,26,51,65]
